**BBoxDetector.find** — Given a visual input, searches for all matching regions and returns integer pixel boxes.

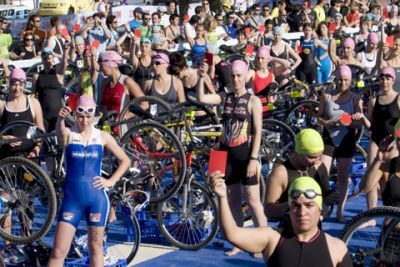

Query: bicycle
[340,206,400,266]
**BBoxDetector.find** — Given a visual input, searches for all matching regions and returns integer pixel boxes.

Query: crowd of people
[0,0,400,266]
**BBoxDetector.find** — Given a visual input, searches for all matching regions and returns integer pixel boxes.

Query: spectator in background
[0,17,12,60]
[82,13,111,55]
[224,12,238,39]
[313,0,326,25]
[215,14,231,41]
[195,6,206,24]
[246,4,265,30]
[262,4,272,21]
[46,16,65,59]
[328,0,342,20]
[24,14,46,51]
[10,32,39,60]
[287,4,303,32]
[271,1,286,18]
[202,0,215,18]
[137,13,153,40]
[161,1,177,27]
[273,10,290,33]
[299,1,317,30]
[127,7,144,32]
[165,14,181,50]
[152,12,164,33]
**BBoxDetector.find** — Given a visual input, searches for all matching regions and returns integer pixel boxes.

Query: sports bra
[270,44,288,60]
[254,70,274,95]
[359,51,377,75]
[149,75,178,108]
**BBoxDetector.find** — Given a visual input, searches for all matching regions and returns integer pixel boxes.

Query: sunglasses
[153,61,163,65]
[77,106,95,114]
[10,78,26,84]
[42,51,53,58]
[264,9,270,12]
[25,38,34,41]
[290,189,321,200]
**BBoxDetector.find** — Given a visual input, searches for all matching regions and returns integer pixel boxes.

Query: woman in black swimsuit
[364,119,400,209]
[364,67,400,220]
[130,37,154,90]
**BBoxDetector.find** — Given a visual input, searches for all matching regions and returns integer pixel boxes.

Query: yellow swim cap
[295,129,324,155]
[395,119,400,140]
[288,176,323,210]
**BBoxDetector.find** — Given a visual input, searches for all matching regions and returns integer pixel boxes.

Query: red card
[297,45,303,54]
[396,129,400,139]
[245,27,251,35]
[68,93,79,111]
[208,150,228,176]
[92,39,100,49]
[383,10,389,19]
[329,22,336,33]
[205,52,213,66]
[387,35,394,48]
[134,29,142,37]
[259,25,265,33]
[60,27,69,39]
[184,15,190,22]
[73,23,81,33]
[86,44,91,51]
[245,44,254,55]
[340,113,352,125]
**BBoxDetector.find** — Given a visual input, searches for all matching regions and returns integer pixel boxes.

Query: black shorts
[322,128,356,158]
[220,142,258,186]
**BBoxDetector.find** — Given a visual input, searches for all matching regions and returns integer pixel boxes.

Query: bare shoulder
[325,233,349,264]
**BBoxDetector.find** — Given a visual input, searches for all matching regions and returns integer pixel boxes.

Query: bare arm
[264,164,290,218]
[249,96,262,159]
[196,63,222,105]
[287,45,302,70]
[184,23,195,47]
[174,77,186,103]
[31,98,45,133]
[56,106,72,148]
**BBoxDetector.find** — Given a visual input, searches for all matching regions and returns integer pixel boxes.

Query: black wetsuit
[296,37,317,84]
[36,68,63,132]
[382,159,400,207]
[370,94,400,145]
[268,230,353,267]
[133,58,153,89]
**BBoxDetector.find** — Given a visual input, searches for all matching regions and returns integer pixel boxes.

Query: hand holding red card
[387,35,394,48]
[73,23,81,33]
[92,39,100,49]
[245,27,251,35]
[329,22,336,33]
[134,29,142,38]
[68,93,79,111]
[184,15,190,22]
[245,44,254,55]
[60,27,69,39]
[340,113,352,126]
[205,52,213,66]
[208,150,228,176]
[259,25,265,33]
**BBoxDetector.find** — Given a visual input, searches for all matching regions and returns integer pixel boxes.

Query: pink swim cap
[257,46,271,60]
[367,32,379,45]
[100,51,123,68]
[337,64,352,79]
[231,60,248,75]
[343,38,355,49]
[380,66,396,80]
[77,95,96,112]
[10,68,26,82]
[153,52,170,65]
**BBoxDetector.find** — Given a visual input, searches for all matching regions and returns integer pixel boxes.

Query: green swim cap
[288,176,323,210]
[295,129,324,155]
[395,119,400,140]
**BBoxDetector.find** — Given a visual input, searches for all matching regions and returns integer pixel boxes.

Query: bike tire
[0,156,57,244]
[157,181,219,250]
[120,121,186,204]
[340,207,400,266]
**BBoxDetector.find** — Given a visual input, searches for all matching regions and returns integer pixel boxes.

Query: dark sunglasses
[41,51,53,58]
[77,106,95,114]
[290,189,321,200]
[153,61,163,65]
[25,38,34,41]
[264,9,270,12]
[10,78,26,84]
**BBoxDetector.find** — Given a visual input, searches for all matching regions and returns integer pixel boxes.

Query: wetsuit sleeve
[339,251,354,267]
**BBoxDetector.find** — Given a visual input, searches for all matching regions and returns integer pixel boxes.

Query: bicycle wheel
[0,157,57,244]
[340,207,400,266]
[157,181,219,250]
[261,119,295,165]
[73,205,141,265]
[118,96,172,137]
[120,121,186,204]
[286,100,321,134]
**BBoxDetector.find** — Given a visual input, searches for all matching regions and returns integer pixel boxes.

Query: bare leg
[88,226,105,267]
[47,222,76,267]
[225,183,242,256]
[336,157,353,223]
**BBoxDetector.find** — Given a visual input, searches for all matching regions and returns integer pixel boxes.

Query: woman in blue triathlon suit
[48,95,130,267]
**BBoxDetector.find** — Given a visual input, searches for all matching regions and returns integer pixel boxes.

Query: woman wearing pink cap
[356,32,379,75]
[362,66,400,226]
[197,60,266,257]
[48,95,130,267]
[380,33,400,92]
[0,68,44,158]
[99,50,145,115]
[317,64,370,222]
[335,38,363,67]
[247,46,275,95]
